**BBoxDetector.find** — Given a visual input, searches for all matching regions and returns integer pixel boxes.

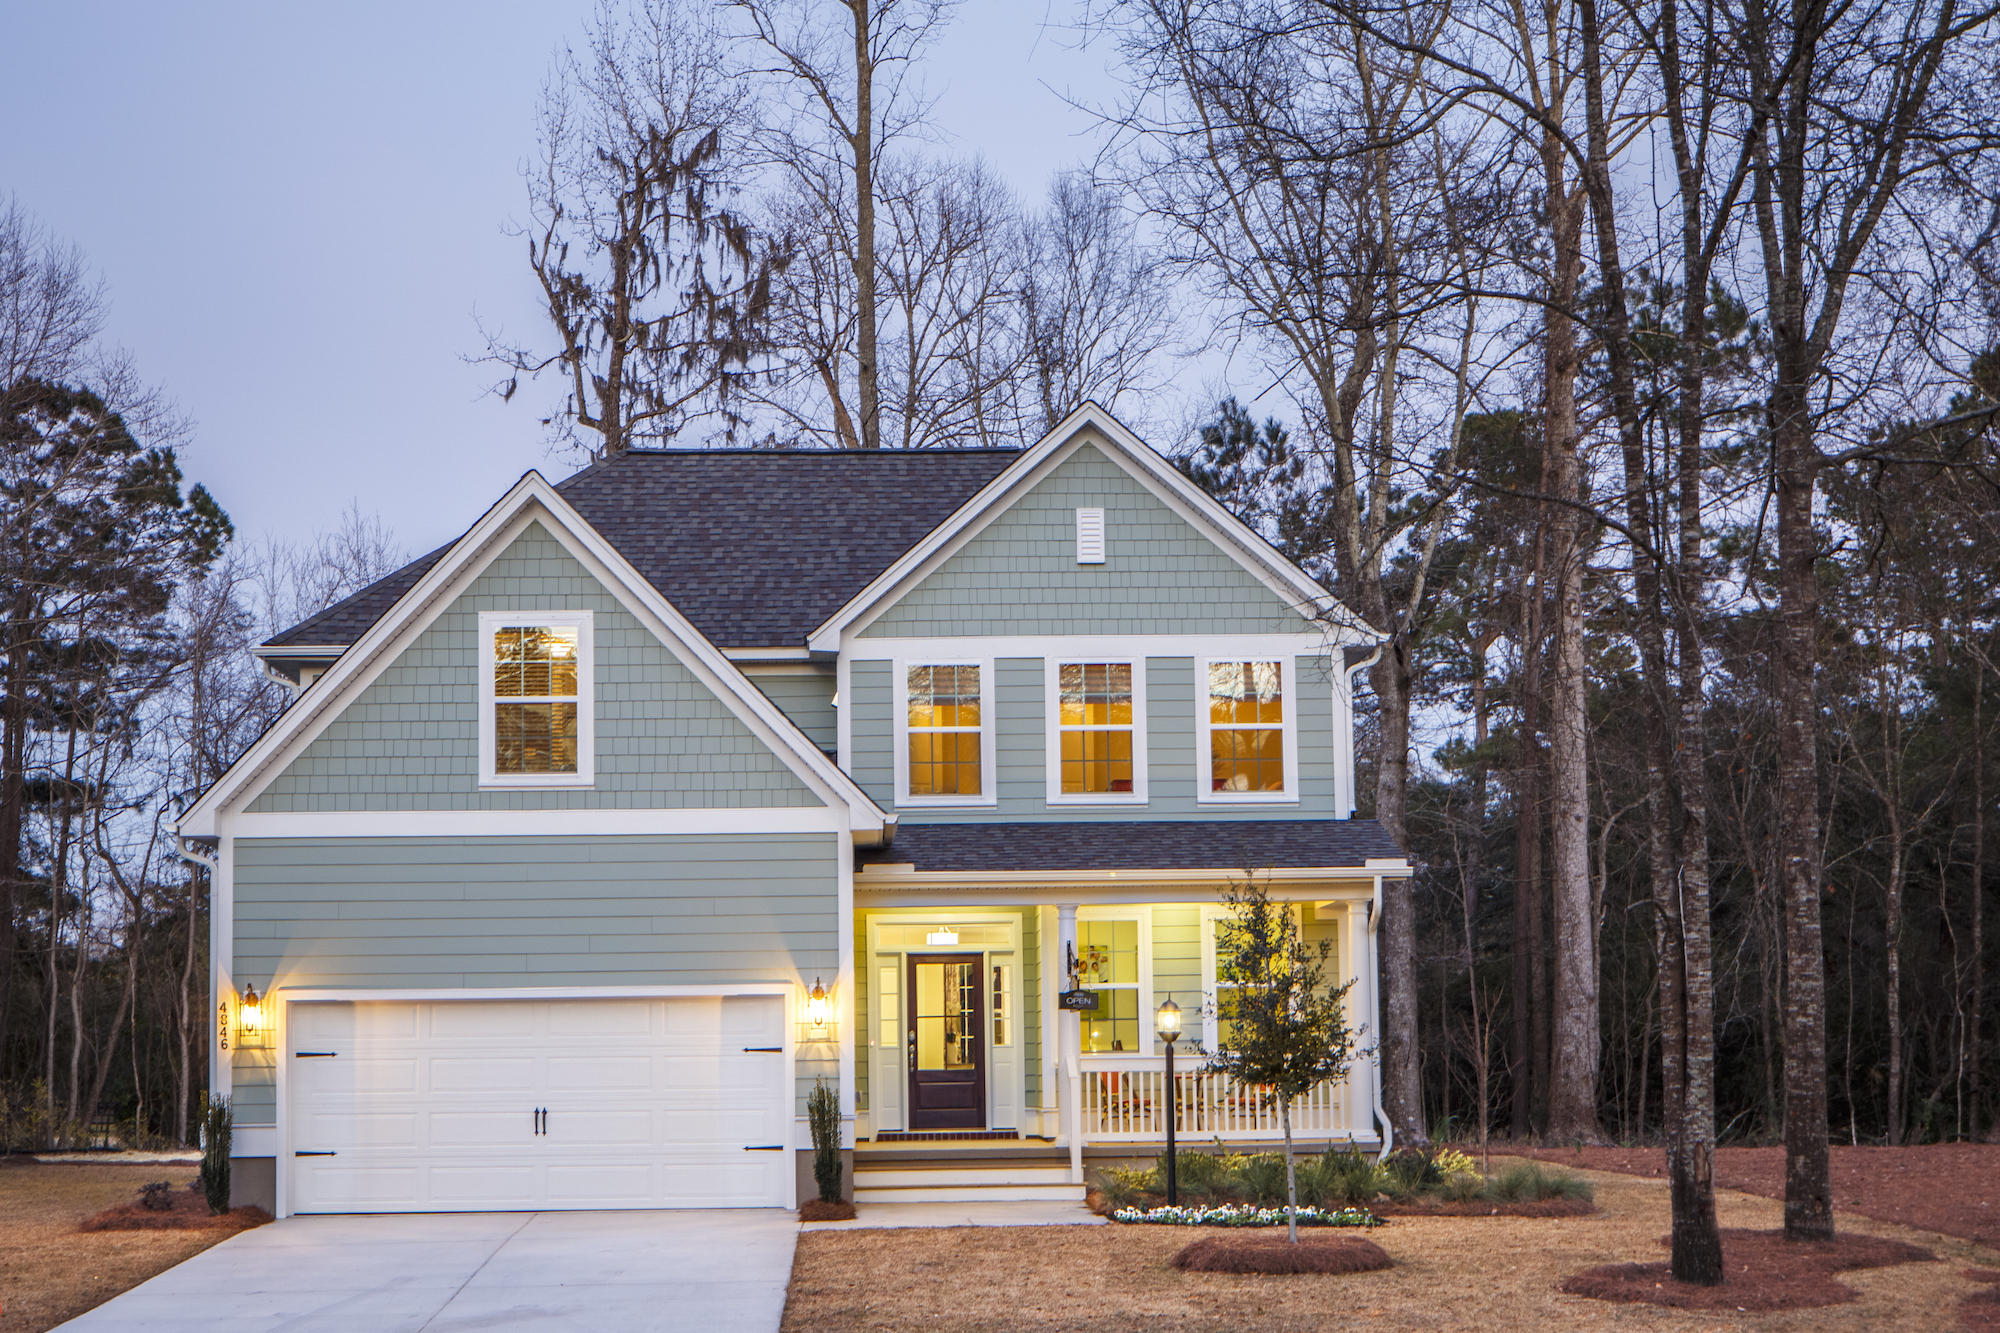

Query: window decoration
[1205,660,1287,796]
[1058,663,1135,796]
[478,611,592,787]
[904,664,985,799]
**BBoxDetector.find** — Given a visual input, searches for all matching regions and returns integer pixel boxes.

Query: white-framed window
[893,659,997,806]
[1196,657,1298,803]
[1045,659,1148,804]
[1199,903,1338,1052]
[477,611,594,788]
[1075,906,1154,1054]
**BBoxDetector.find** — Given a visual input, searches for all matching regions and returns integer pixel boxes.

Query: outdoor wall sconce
[236,984,272,1050]
[800,977,836,1041]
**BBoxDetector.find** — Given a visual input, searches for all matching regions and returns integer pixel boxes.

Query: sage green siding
[860,442,1313,638]
[850,653,1341,822]
[1152,905,1202,1025]
[748,669,838,753]
[250,522,820,812]
[229,833,839,1119]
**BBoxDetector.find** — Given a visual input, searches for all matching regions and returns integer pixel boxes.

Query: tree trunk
[849,0,880,449]
[1773,370,1834,1238]
[1974,663,1987,1138]
[1540,121,1597,1142]
[1886,822,1907,1145]
[1374,634,1427,1147]
[1282,1093,1298,1244]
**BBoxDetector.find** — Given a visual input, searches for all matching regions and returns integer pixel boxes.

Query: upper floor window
[1047,660,1147,803]
[1199,659,1295,802]
[896,661,996,805]
[478,611,593,787]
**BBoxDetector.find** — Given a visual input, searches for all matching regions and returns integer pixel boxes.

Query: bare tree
[486,0,778,456]
[1019,172,1178,432]
[732,0,960,449]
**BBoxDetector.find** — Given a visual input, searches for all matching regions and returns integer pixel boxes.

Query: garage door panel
[300,1111,420,1149]
[288,997,791,1213]
[428,1110,538,1148]
[547,1054,655,1092]
[429,1056,537,1093]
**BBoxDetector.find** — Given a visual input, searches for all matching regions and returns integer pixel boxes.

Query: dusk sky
[3,1,1123,559]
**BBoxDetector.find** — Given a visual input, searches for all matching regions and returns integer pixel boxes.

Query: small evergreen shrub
[1238,1153,1288,1204]
[139,1181,174,1212]
[806,1079,842,1203]
[1321,1145,1387,1205]
[1487,1162,1592,1203]
[198,1093,231,1215]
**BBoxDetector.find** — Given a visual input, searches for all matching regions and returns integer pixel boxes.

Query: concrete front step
[853,1180,1087,1204]
[855,1167,1075,1188]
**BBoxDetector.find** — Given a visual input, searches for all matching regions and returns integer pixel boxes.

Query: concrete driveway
[56,1209,799,1333]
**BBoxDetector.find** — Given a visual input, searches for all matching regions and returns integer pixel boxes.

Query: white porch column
[1058,903,1083,1185]
[1346,899,1378,1145]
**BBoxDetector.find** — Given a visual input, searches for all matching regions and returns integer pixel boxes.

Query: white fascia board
[854,865,1390,892]
[223,808,844,840]
[182,471,888,840]
[248,643,347,661]
[807,402,1383,653]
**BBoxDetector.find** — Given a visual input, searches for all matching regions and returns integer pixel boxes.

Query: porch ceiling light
[801,977,836,1041]
[1155,996,1183,1043]
[237,984,271,1049]
[925,927,959,946]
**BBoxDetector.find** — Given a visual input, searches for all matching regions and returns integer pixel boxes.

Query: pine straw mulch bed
[1560,1228,1936,1311]
[78,1182,272,1233]
[782,1161,2000,1333]
[1170,1234,1393,1274]
[0,1159,252,1333]
[1511,1142,2000,1246]
[1962,1267,2000,1332]
[799,1199,857,1221]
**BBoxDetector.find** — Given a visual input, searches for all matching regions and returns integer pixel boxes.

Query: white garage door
[287,996,791,1213]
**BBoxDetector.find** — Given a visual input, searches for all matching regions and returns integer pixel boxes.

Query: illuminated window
[1204,660,1287,797]
[1053,661,1145,800]
[905,664,983,798]
[992,963,1012,1047]
[1077,918,1142,1053]
[479,612,592,786]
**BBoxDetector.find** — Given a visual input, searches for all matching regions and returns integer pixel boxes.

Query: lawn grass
[782,1157,2000,1332]
[0,1160,240,1333]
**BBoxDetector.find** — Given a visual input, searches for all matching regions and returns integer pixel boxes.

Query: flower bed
[1110,1202,1383,1228]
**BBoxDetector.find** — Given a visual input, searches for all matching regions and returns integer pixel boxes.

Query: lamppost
[1155,996,1183,1205]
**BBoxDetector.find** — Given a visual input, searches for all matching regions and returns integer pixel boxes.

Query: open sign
[1058,989,1098,1012]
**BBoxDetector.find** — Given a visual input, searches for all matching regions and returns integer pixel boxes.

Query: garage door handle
[744,1144,785,1151]
[742,1046,782,1052]
[295,1151,337,1157]
[296,1051,337,1058]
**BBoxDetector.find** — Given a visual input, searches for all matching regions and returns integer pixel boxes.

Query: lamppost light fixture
[1155,996,1183,1042]
[1156,994,1182,1205]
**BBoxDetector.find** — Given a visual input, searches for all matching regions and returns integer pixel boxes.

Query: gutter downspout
[1342,643,1384,820]
[1370,874,1394,1164]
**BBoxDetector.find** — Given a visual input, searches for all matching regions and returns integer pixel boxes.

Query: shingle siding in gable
[248,522,820,812]
[748,671,838,753]
[859,442,1315,638]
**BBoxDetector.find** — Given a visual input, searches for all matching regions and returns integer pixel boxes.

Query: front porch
[846,840,1401,1200]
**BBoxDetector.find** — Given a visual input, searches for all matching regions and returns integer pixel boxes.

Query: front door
[906,954,985,1130]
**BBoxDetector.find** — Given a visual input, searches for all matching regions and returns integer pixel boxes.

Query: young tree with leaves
[1205,876,1356,1244]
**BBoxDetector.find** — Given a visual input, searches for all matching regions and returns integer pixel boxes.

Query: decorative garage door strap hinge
[743,1144,785,1151]
[741,1046,782,1052]
[295,1051,337,1058]
[295,1151,337,1157]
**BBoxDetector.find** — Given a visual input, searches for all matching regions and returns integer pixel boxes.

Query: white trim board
[176,473,889,841]
[809,404,1384,653]
[223,808,845,840]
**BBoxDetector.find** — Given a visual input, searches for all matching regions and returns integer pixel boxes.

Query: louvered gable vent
[1075,507,1106,564]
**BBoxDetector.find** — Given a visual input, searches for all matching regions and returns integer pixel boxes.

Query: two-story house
[173,405,1409,1217]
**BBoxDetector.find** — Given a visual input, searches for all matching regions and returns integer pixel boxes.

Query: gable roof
[807,403,1382,652]
[265,449,1022,653]
[184,471,892,840]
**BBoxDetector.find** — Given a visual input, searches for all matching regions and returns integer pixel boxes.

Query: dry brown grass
[781,1157,2000,1333]
[0,1160,243,1333]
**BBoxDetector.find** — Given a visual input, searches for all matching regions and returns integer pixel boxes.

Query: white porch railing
[1077,1056,1346,1142]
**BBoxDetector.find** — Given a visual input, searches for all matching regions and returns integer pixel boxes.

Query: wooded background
[3,0,1996,1178]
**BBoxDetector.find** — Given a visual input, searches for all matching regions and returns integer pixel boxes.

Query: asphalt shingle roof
[265,449,1023,651]
[854,819,1406,873]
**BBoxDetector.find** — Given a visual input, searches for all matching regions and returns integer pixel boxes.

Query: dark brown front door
[907,954,985,1130]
